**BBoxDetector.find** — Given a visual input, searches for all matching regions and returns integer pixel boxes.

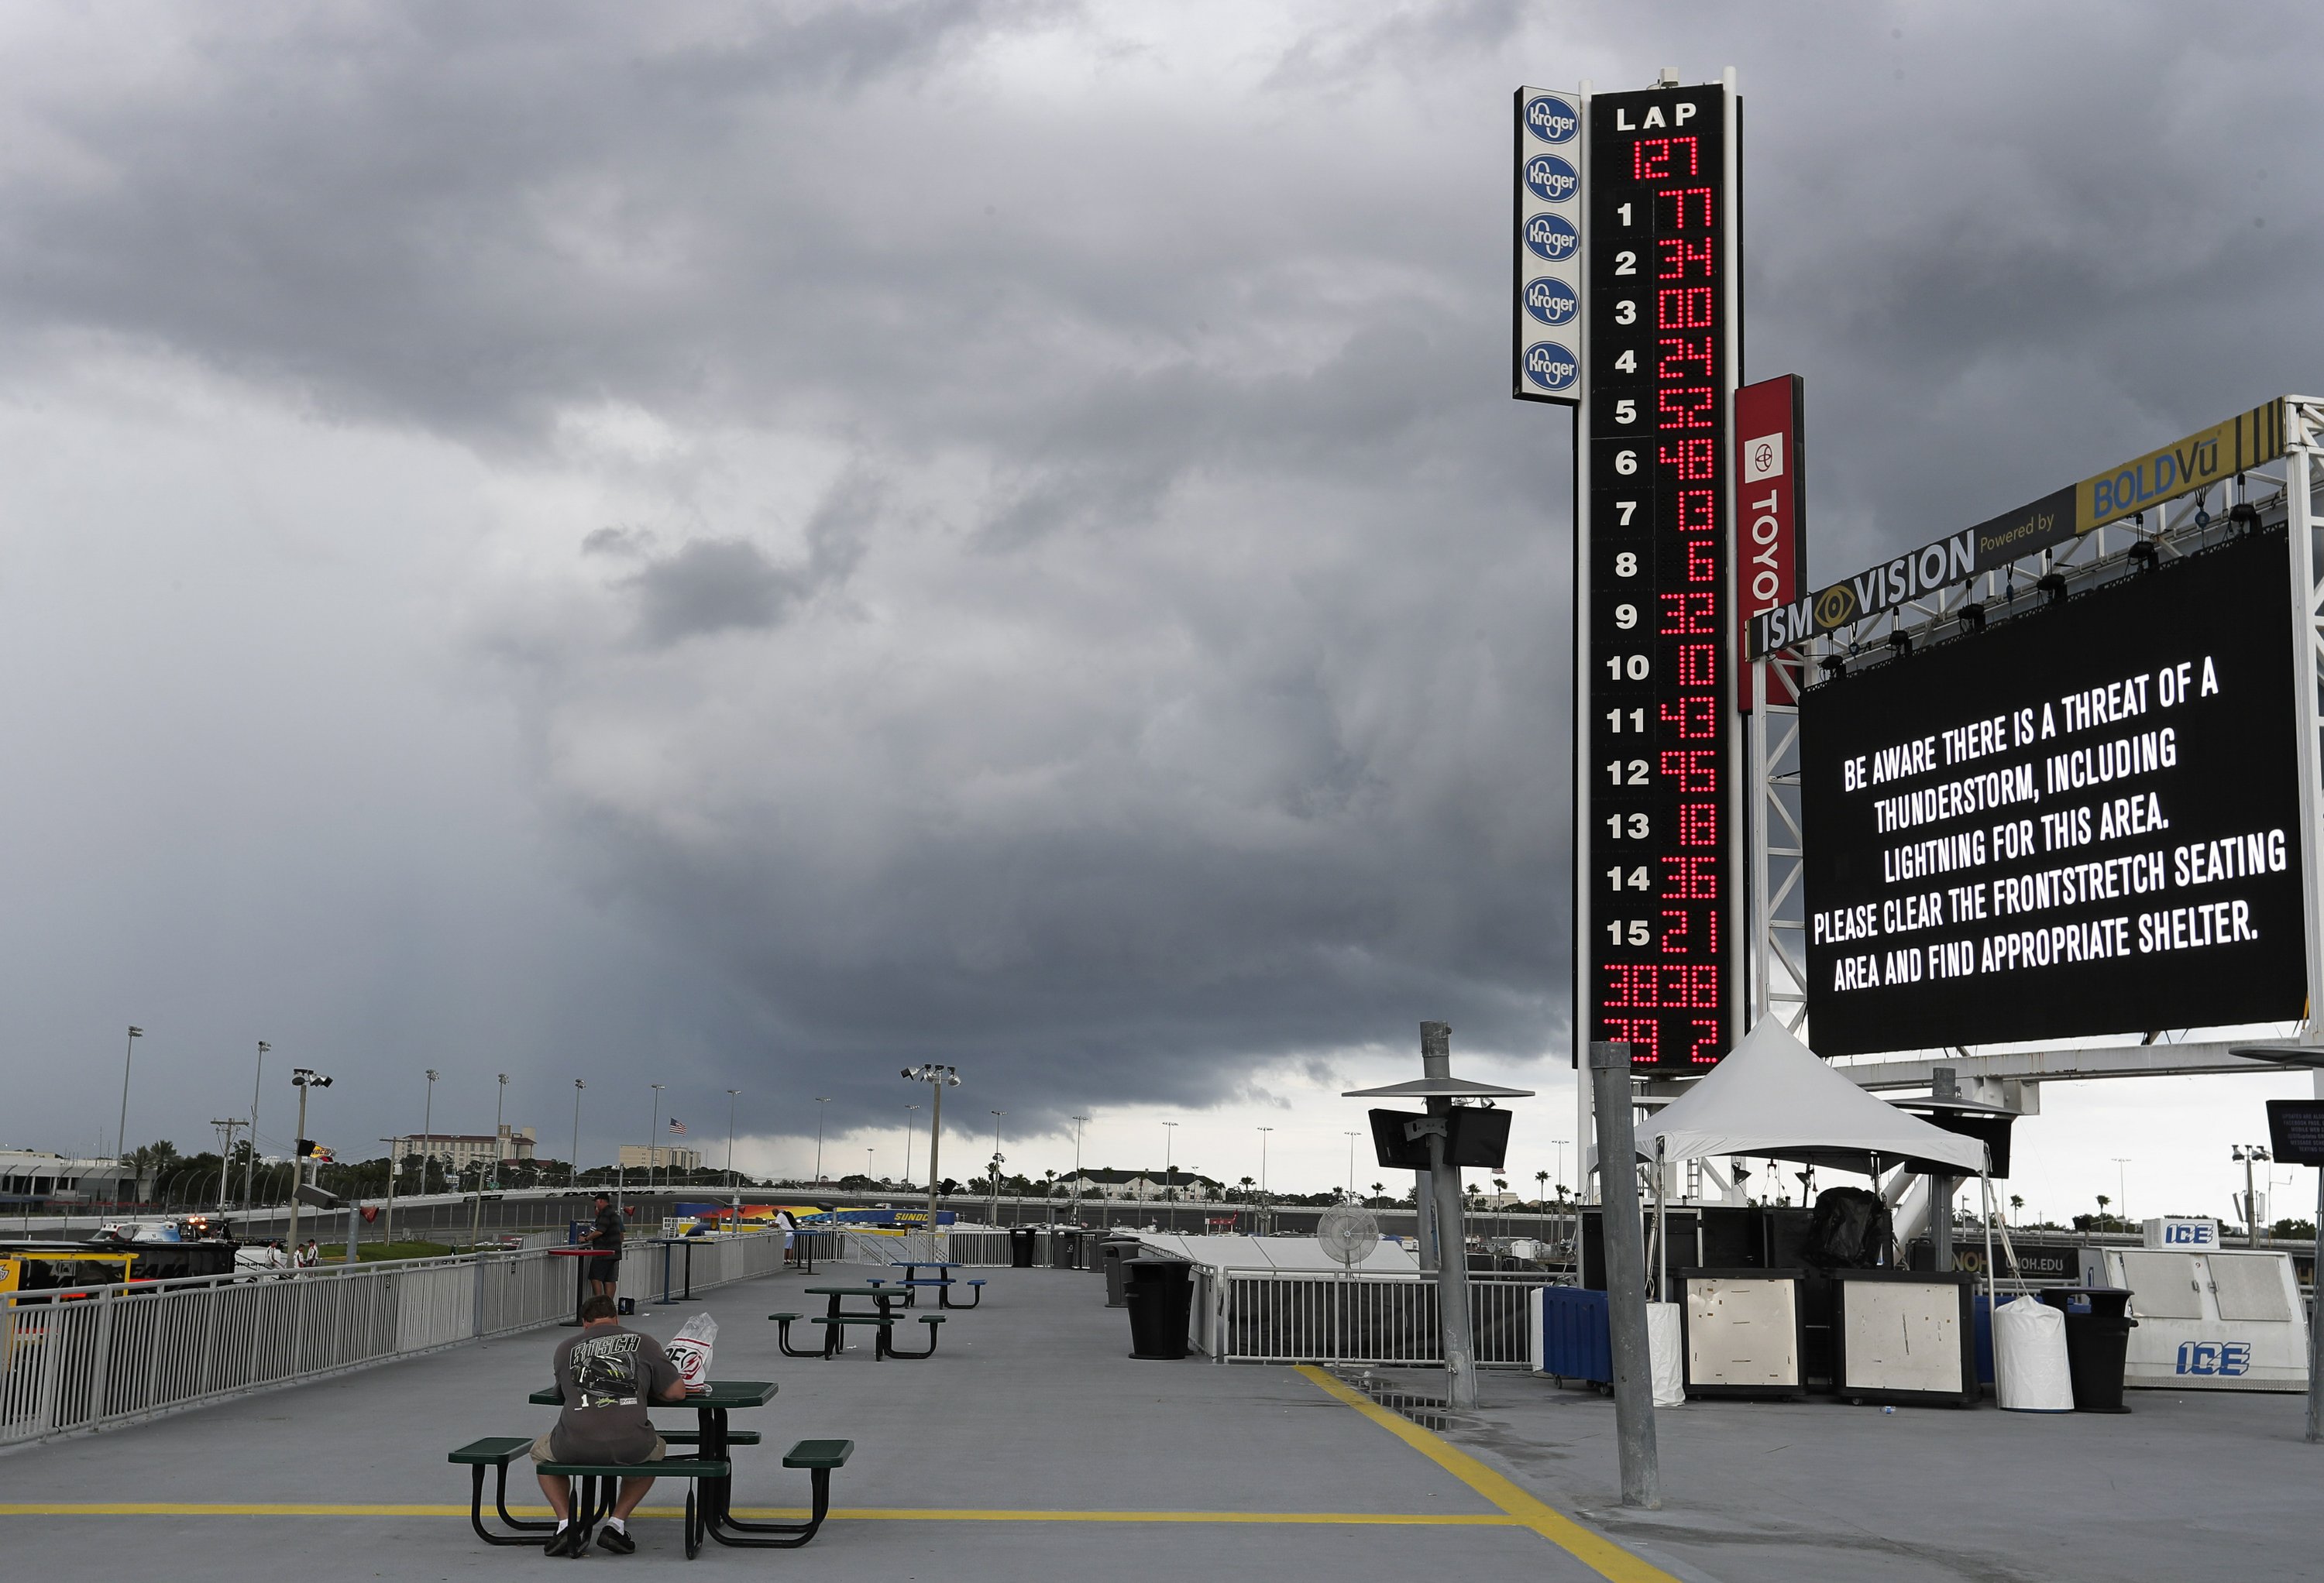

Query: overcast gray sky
[3,2,2319,1217]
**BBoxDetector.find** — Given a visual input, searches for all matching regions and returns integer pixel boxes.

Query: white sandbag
[1992,1296,2072,1412]
[1646,1301,1686,1407]
[665,1312,718,1390]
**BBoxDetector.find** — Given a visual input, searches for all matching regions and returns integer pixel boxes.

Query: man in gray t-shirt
[532,1294,688,1555]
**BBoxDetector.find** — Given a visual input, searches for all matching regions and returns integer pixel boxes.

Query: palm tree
[1237,1175,1255,1204]
[2008,1194,2024,1224]
[1369,1181,1384,1209]
[2095,1193,2111,1231]
[1535,1169,1549,1209]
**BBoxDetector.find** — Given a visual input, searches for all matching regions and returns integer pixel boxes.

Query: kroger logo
[1524,276,1577,325]
[1525,94,1579,145]
[2175,1341,2252,1377]
[1524,341,1578,393]
[1524,154,1579,204]
[1524,212,1579,263]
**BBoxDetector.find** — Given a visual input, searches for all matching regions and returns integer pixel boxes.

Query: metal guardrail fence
[837,1230,1016,1268]
[0,1230,792,1450]
[1191,1269,1554,1367]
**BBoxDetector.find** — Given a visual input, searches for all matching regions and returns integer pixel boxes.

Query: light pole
[243,1042,271,1214]
[813,1097,832,1186]
[989,1110,1006,1227]
[114,1025,144,1205]
[210,1119,244,1219]
[1163,1121,1177,1232]
[287,1067,333,1256]
[727,1090,742,1195]
[901,1067,960,1235]
[904,1104,921,1188]
[571,1079,585,1190]
[2234,1145,2273,1247]
[647,1083,667,1198]
[1070,1114,1089,1224]
[1344,1130,1360,1200]
[867,1147,876,1183]
[420,1067,441,1197]
[2112,1157,2131,1233]
[1257,1127,1274,1197]
[491,1074,509,1194]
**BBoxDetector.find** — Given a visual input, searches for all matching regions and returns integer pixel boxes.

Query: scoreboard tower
[1517,71,1744,1182]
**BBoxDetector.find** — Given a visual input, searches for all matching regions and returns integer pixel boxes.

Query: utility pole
[902,1067,959,1234]
[571,1079,585,1192]
[115,1025,144,1206]
[813,1097,831,1185]
[1588,1040,1660,1509]
[209,1119,244,1220]
[288,1067,334,1258]
[492,1074,509,1194]
[727,1089,742,1195]
[244,1042,270,1214]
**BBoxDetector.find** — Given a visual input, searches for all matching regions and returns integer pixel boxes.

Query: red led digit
[1658,438,1717,479]
[1677,802,1719,846]
[1659,695,1719,739]
[1657,336,1714,379]
[1659,187,1714,228]
[1659,749,1718,792]
[1685,536,1717,582]
[1657,386,1716,431]
[1658,592,1717,635]
[1673,488,1716,531]
[1661,855,1718,901]
[1659,908,1690,954]
[1674,644,1717,686]
[1687,1021,1721,1064]
[1655,287,1714,329]
[1656,238,1714,280]
[1604,1018,1660,1064]
[1631,137,1700,180]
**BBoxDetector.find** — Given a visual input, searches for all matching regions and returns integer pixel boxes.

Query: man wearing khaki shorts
[535,1294,688,1556]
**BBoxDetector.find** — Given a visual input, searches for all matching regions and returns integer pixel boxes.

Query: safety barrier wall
[836,1230,1015,1268]
[0,1231,790,1450]
[1193,1270,1553,1366]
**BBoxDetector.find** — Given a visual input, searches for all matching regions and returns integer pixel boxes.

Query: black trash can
[1123,1258,1194,1359]
[1009,1227,1037,1269]
[2039,1287,2136,1413]
[1100,1238,1140,1307]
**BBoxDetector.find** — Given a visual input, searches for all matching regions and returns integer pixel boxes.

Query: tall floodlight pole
[727,1090,742,1193]
[492,1074,509,1193]
[813,1097,831,1185]
[2113,1157,2131,1231]
[901,1067,960,1236]
[421,1068,439,1196]
[114,1025,144,1205]
[287,1067,334,1257]
[648,1084,665,1198]
[904,1104,921,1188]
[244,1042,271,1214]
[1071,1114,1089,1222]
[1163,1121,1177,1233]
[1257,1128,1273,1198]
[989,1111,1006,1227]
[1345,1131,1360,1200]
[572,1079,585,1190]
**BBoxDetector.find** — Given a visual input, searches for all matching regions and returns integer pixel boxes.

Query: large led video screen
[1801,531,2306,1056]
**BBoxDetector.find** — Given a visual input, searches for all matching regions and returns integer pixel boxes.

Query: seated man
[535,1293,689,1556]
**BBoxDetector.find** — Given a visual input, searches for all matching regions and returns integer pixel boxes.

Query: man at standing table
[586,1191,624,1303]
[535,1294,689,1555]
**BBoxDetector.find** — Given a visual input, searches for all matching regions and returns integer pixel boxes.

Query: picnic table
[649,1238,702,1304]
[524,1378,820,1548]
[889,1260,984,1309]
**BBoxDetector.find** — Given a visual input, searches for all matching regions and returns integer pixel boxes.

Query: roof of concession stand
[1640,1019,1989,1176]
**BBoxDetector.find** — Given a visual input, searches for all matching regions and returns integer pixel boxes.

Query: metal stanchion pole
[1588,1040,1660,1509]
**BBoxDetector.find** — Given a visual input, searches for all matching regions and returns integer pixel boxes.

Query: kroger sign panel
[1512,87,1584,404]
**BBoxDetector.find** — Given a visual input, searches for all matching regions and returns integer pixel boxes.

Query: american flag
[669,1118,687,1135]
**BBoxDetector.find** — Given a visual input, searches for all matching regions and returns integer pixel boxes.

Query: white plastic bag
[1992,1296,2072,1412]
[665,1312,718,1390]
[1645,1301,1686,1407]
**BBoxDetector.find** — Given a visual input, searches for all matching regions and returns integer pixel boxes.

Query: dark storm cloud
[3,2,2321,1148]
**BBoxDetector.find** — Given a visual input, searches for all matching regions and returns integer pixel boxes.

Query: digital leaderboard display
[1582,83,1736,1071]
[1800,531,2307,1056]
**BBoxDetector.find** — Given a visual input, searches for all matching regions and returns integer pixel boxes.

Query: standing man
[534,1293,689,1555]
[586,1191,624,1303]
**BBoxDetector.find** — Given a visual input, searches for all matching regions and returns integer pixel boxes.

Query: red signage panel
[1734,374,1804,709]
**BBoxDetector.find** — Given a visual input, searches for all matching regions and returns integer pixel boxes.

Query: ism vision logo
[1524,276,1578,326]
[1525,94,1579,144]
[1524,342,1578,393]
[1523,154,1579,204]
[1524,213,1579,263]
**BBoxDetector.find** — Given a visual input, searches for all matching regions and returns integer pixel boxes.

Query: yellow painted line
[0,1501,1521,1526]
[1296,1366,1679,1583]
